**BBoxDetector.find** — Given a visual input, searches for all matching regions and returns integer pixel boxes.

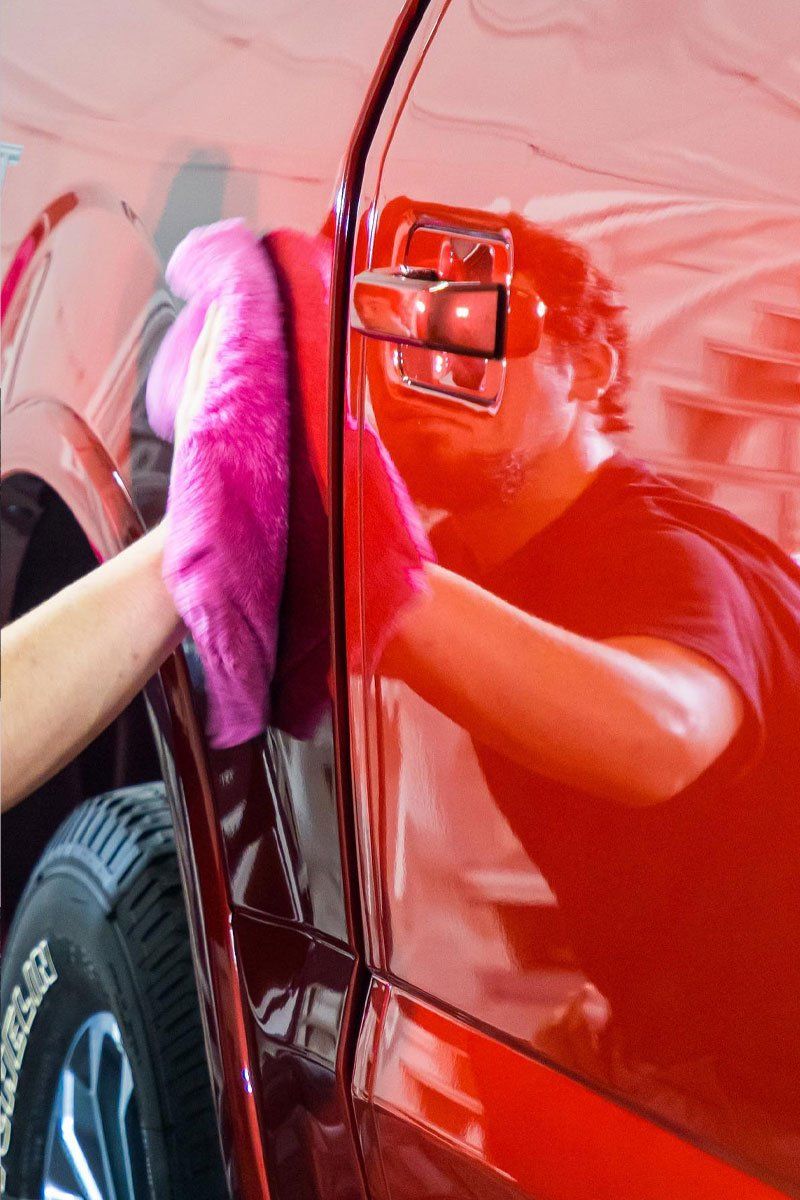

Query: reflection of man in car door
[374,221,800,1174]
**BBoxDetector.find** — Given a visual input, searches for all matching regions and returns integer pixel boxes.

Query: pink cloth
[146,218,433,747]
[146,219,288,747]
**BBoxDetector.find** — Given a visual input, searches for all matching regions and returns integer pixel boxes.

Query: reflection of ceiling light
[415,299,426,313]
[434,354,445,374]
[455,306,469,318]
[536,300,547,318]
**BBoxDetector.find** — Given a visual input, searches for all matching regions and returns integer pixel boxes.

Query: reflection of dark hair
[516,223,631,432]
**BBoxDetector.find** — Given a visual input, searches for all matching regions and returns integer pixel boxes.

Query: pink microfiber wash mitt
[147,218,433,747]
[146,219,288,748]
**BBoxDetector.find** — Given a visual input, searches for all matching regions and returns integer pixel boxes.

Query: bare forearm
[385,563,709,806]
[1,525,183,810]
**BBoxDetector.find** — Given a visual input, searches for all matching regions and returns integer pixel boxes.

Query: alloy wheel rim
[42,1011,147,1200]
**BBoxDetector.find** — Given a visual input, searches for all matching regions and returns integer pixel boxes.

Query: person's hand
[174,300,223,445]
[146,296,223,445]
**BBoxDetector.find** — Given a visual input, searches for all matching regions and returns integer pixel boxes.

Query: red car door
[342,2,799,1197]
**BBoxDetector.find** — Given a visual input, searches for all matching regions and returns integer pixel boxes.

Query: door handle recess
[352,268,505,359]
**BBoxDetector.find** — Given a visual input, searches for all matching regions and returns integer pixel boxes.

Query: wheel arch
[0,457,161,929]
[0,399,267,1197]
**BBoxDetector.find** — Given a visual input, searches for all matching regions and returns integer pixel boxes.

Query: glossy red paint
[233,909,362,1198]
[3,1,800,1198]
[2,4,427,1198]
[327,0,437,954]
[345,1,799,1196]
[0,192,77,321]
[355,982,787,1200]
[155,658,273,1200]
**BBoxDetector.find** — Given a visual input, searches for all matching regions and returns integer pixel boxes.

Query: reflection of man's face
[372,336,578,515]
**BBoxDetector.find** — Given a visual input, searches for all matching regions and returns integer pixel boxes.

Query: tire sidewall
[1,866,170,1199]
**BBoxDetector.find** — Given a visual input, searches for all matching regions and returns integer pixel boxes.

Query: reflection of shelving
[466,867,558,908]
[465,865,575,979]
[662,384,800,422]
[648,453,799,492]
[661,385,799,483]
[657,296,800,549]
[706,339,800,404]
[757,302,800,353]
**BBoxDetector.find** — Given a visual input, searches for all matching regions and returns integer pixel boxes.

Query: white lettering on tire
[0,939,58,1194]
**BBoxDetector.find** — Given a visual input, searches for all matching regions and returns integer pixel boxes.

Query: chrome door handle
[351,268,505,359]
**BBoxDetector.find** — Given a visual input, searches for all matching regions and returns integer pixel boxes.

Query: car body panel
[2,3,426,1198]
[3,1,799,1197]
[345,1,799,1196]
[353,981,785,1200]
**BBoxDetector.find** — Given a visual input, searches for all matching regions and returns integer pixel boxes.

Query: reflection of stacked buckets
[662,294,800,550]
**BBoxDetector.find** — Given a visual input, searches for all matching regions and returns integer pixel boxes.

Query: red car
[2,3,799,1199]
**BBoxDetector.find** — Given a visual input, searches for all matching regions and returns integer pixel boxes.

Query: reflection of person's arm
[383,562,743,807]
[1,524,183,813]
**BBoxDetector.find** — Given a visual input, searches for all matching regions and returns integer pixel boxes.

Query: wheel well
[1,475,162,931]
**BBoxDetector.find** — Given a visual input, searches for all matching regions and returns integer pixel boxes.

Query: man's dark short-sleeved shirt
[464,454,800,1107]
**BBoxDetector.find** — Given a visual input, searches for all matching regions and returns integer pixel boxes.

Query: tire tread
[22,783,228,1199]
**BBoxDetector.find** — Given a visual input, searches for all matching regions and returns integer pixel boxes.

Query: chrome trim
[352,268,505,358]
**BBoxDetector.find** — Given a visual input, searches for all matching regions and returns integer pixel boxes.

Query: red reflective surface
[4,0,800,1197]
[355,982,787,1200]
[346,1,800,1196]
[234,910,362,1200]
[2,3,423,1198]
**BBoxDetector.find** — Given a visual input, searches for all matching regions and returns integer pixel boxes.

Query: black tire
[0,784,228,1200]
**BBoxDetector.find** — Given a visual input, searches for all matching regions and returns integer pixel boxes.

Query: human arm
[382,561,745,807]
[1,523,183,812]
